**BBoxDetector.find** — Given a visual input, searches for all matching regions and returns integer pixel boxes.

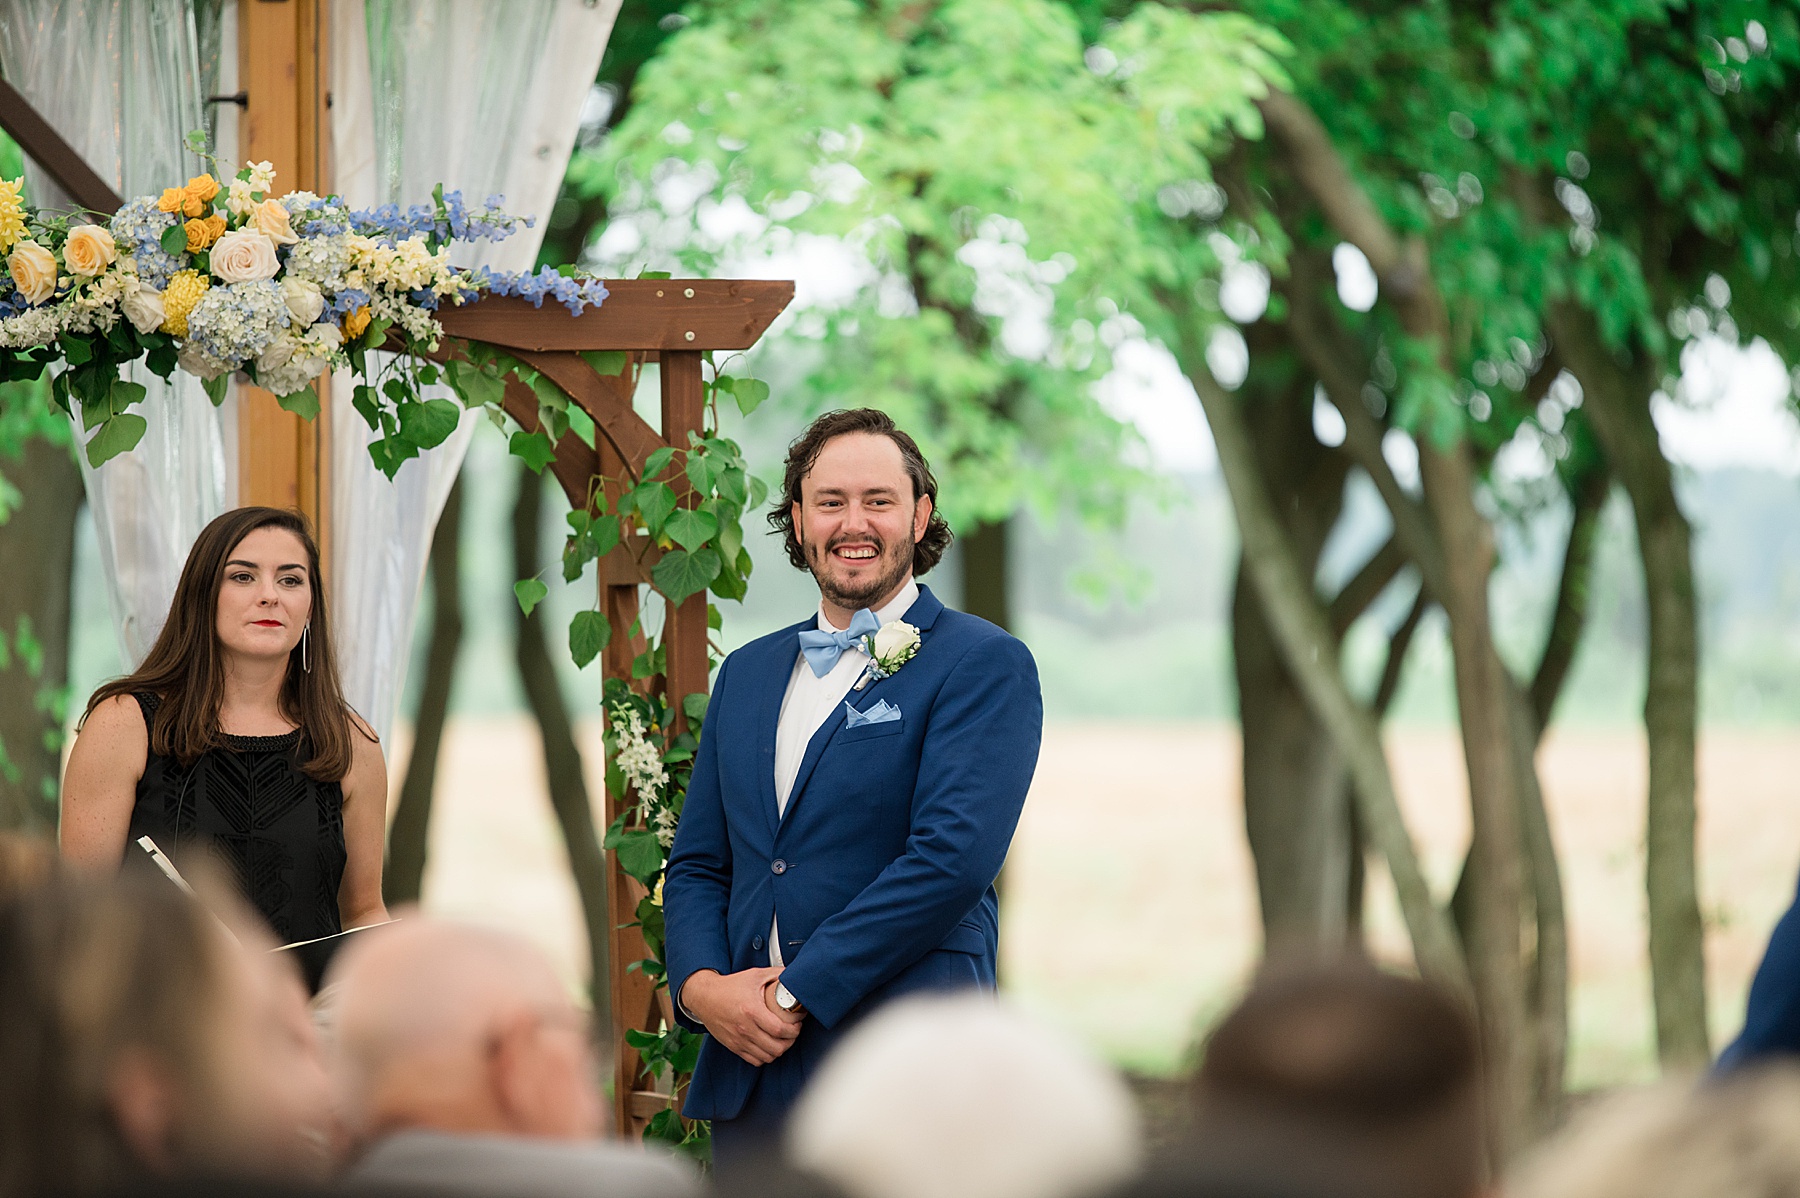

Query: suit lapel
[778,586,946,828]
[752,618,810,843]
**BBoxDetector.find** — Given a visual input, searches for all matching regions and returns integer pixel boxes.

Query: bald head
[328,919,602,1145]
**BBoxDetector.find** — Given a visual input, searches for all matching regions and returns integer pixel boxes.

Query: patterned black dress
[125,692,346,945]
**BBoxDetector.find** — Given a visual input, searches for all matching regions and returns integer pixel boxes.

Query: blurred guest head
[1184,958,1483,1198]
[786,994,1141,1198]
[327,916,603,1148]
[0,831,56,907]
[1510,1066,1800,1198]
[0,871,335,1198]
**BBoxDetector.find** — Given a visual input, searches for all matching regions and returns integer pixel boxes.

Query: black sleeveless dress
[125,692,346,945]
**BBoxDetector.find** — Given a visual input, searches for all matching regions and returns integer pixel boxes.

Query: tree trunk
[1175,329,1467,993]
[1229,346,1355,956]
[383,475,464,906]
[512,464,612,1028]
[0,434,81,831]
[960,519,1011,631]
[1553,308,1709,1068]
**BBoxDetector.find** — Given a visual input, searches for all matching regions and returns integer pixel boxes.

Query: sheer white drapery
[329,0,618,741]
[0,0,239,666]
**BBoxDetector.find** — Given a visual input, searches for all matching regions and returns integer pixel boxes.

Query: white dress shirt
[768,576,919,967]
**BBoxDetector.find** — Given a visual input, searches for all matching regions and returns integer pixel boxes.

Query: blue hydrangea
[479,266,609,316]
[185,280,290,366]
[109,197,183,290]
[284,230,351,291]
[282,192,352,235]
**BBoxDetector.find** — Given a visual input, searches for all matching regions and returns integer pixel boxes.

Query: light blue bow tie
[798,608,881,677]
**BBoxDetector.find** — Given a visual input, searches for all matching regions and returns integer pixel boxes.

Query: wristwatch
[774,981,806,1015]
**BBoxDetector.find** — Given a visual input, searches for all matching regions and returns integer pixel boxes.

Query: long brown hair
[83,507,362,781]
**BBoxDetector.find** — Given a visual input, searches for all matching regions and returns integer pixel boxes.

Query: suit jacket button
[753,935,765,950]
[771,859,787,875]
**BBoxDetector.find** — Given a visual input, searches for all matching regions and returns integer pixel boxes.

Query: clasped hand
[681,966,804,1065]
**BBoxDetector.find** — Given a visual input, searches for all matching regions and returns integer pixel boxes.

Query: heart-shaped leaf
[569,608,612,668]
[652,547,721,606]
[632,481,677,536]
[509,430,557,473]
[277,388,320,421]
[663,507,719,552]
[398,397,461,449]
[84,413,148,467]
[514,578,549,618]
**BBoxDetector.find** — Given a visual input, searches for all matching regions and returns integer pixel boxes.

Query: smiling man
[664,408,1044,1165]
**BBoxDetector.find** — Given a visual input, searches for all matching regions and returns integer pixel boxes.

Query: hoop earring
[302,623,312,673]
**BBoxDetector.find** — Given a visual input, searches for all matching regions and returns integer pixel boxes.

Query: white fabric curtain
[329,0,618,741]
[0,0,240,665]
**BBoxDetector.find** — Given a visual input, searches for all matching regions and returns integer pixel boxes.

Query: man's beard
[805,530,915,613]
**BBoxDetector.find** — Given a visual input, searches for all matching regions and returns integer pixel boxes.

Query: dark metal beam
[0,77,123,215]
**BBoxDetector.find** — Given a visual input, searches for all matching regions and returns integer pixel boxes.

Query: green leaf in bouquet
[110,377,147,412]
[58,334,92,366]
[276,388,320,421]
[144,338,178,380]
[398,397,460,448]
[513,578,548,617]
[509,430,557,474]
[84,413,147,467]
[663,507,718,552]
[202,372,229,406]
[159,224,188,257]
[351,383,381,430]
[569,608,612,668]
[652,547,721,606]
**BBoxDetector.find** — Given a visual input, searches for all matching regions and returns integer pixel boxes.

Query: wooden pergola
[1,5,793,1138]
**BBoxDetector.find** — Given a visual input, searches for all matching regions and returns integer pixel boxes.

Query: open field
[395,718,1800,1088]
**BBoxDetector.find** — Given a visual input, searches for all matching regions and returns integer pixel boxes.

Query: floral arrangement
[0,146,608,469]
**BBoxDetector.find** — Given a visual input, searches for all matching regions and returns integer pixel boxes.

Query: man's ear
[913,494,933,544]
[107,1047,180,1175]
[792,500,805,547]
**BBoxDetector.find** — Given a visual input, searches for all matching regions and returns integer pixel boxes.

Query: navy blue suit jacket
[662,584,1042,1122]
[1719,869,1800,1070]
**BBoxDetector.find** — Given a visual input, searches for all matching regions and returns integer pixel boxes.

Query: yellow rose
[7,240,57,305]
[252,197,299,246]
[185,174,220,204]
[157,187,186,214]
[204,213,227,243]
[62,224,118,277]
[343,305,371,340]
[183,218,212,253]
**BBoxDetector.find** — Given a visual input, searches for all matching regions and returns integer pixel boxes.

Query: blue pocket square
[844,699,902,728]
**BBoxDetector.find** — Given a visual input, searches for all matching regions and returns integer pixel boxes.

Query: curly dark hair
[769,409,954,574]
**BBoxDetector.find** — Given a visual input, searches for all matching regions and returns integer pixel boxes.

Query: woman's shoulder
[346,709,379,745]
[72,692,151,760]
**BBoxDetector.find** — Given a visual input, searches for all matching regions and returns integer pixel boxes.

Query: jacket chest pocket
[838,717,905,744]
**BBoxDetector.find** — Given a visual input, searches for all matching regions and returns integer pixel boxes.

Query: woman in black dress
[60,506,388,944]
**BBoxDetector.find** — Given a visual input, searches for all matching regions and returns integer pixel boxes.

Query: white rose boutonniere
[863,620,922,681]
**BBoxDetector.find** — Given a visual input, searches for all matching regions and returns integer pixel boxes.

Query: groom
[663,408,1043,1159]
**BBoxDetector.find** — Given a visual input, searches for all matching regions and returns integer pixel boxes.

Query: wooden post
[237,0,330,549]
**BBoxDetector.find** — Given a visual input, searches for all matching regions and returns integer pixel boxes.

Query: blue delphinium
[109,197,183,290]
[349,190,528,247]
[185,280,290,366]
[480,266,609,316]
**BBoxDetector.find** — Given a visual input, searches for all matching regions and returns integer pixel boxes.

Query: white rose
[872,621,920,662]
[177,341,230,381]
[279,276,324,325]
[120,284,165,335]
[257,334,298,375]
[209,229,280,284]
[308,323,342,352]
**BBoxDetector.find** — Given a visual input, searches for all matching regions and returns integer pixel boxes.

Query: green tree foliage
[576,0,1283,530]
